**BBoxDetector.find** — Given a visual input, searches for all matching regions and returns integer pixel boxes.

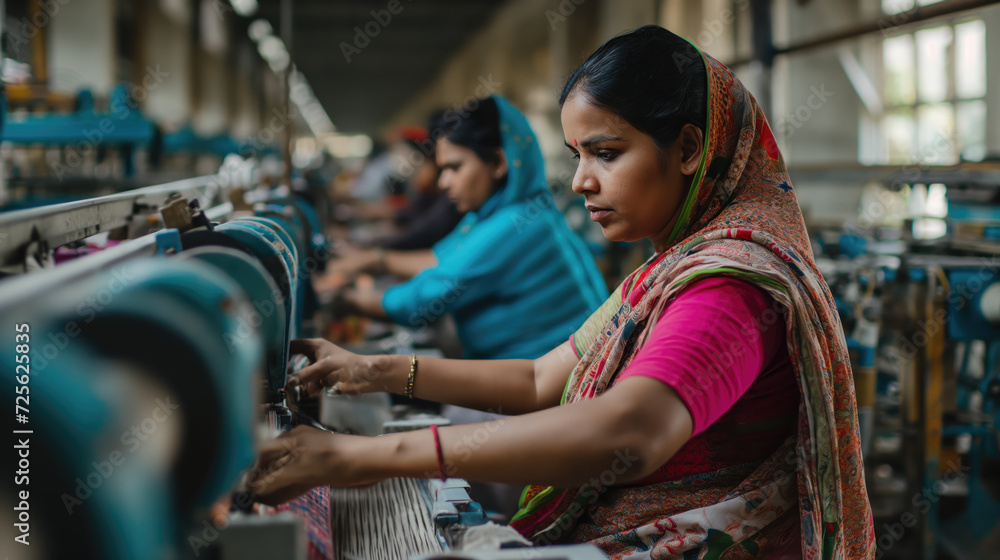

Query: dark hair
[560,25,707,149]
[436,97,502,164]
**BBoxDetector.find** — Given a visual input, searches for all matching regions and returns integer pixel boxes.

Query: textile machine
[0,168,606,559]
[163,126,241,159]
[1,85,159,180]
[815,165,1000,560]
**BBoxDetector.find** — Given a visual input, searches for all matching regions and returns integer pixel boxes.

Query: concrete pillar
[597,0,656,39]
[141,2,194,129]
[983,4,1000,157]
[193,54,230,135]
[47,0,116,96]
[769,0,868,224]
[231,74,261,139]
[774,0,862,164]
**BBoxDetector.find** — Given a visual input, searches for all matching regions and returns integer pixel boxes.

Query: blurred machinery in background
[0,159,604,560]
[0,162,318,558]
[0,84,259,212]
[816,165,1000,560]
[2,85,158,178]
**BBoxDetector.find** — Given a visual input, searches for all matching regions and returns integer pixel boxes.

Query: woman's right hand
[285,338,398,397]
[328,242,380,277]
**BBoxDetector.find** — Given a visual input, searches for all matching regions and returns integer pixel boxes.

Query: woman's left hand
[248,426,381,505]
[327,242,379,277]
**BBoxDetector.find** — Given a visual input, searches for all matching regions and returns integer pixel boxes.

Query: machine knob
[982,282,1000,327]
[988,380,1000,404]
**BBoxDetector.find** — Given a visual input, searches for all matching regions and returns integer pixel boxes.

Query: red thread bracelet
[430,424,447,481]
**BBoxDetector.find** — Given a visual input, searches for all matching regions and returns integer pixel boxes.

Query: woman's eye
[570,153,580,161]
[597,150,617,162]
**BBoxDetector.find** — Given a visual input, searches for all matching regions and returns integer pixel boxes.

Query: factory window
[872,6,986,165]
[909,183,949,239]
[881,0,947,13]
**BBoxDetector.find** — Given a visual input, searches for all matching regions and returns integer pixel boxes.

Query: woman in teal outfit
[335,95,607,360]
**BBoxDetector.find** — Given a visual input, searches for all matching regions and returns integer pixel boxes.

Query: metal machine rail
[0,201,235,314]
[0,174,222,268]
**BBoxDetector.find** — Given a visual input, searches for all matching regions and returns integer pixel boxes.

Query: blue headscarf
[456,95,606,306]
[473,96,549,217]
[383,95,607,359]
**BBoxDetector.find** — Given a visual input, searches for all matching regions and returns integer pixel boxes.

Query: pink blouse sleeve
[616,276,787,436]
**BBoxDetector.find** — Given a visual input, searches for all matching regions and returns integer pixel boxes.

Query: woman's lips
[586,205,612,221]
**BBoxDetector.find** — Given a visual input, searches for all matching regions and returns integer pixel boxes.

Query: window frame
[867,13,987,165]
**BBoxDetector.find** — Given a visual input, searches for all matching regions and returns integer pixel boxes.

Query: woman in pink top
[250,26,874,559]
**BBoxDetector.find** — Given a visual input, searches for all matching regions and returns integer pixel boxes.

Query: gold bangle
[404,353,417,398]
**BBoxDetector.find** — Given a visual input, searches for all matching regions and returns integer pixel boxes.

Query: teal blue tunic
[382,96,607,359]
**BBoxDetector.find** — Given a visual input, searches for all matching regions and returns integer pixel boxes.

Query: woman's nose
[571,167,597,195]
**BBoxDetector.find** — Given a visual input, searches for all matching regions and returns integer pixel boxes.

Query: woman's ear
[678,124,703,176]
[493,148,508,179]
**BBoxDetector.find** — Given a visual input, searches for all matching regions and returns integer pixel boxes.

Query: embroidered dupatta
[510,43,875,560]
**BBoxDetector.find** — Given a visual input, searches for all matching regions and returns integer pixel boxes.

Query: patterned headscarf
[511,41,875,560]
